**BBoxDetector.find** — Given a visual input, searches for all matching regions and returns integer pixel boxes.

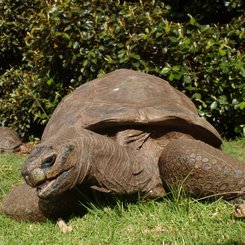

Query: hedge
[0,0,244,140]
[165,0,245,24]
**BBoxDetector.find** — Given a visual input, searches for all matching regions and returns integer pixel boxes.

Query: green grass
[0,139,244,245]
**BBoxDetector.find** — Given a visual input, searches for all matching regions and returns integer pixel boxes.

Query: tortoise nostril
[41,154,57,168]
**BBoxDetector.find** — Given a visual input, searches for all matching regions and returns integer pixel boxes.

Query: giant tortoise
[1,69,245,222]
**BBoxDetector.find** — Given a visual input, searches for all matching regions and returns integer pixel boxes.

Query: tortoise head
[22,140,86,199]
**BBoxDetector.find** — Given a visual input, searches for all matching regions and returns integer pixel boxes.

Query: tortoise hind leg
[159,139,245,200]
[1,184,82,222]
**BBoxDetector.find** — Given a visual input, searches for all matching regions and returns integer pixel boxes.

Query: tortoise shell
[42,69,221,147]
[0,126,22,153]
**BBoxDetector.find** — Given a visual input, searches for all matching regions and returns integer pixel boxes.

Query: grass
[0,138,244,245]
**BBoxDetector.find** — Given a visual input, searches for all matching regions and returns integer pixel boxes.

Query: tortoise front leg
[1,183,82,222]
[1,184,47,222]
[159,139,245,199]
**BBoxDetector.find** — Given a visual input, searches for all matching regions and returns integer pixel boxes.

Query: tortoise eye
[42,154,57,168]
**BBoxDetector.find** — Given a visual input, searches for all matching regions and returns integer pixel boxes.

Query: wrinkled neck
[73,137,93,186]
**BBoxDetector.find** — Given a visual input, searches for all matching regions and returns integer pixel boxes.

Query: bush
[0,0,244,139]
[0,0,44,74]
[164,0,245,24]
[0,69,52,139]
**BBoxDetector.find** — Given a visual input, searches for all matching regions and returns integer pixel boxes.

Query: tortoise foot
[159,139,245,199]
[144,185,166,200]
[1,184,47,222]
[1,184,84,222]
[234,203,245,218]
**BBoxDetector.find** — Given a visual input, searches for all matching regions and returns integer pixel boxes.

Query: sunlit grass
[0,138,244,244]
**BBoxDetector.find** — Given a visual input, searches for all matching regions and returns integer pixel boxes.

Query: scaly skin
[1,183,86,222]
[82,129,164,198]
[22,126,164,200]
[159,138,245,199]
[1,130,244,222]
[1,184,47,222]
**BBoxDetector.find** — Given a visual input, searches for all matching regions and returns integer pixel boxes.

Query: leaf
[239,67,245,78]
[218,95,227,104]
[117,50,126,59]
[168,36,178,43]
[169,73,175,81]
[192,93,202,100]
[55,32,70,40]
[164,21,170,33]
[219,49,226,56]
[210,101,218,110]
[130,52,140,60]
[188,14,197,26]
[83,60,88,67]
[160,67,170,75]
[132,61,140,68]
[183,75,191,83]
[239,102,245,110]
[47,78,53,85]
[172,66,180,72]
[119,57,129,63]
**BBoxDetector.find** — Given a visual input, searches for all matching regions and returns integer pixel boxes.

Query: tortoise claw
[233,203,245,218]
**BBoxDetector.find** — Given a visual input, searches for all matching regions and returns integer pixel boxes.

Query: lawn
[0,139,244,245]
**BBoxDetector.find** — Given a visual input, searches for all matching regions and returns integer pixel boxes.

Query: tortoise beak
[37,168,74,199]
[23,168,46,188]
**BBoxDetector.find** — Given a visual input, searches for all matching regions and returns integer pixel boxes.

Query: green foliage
[0,69,62,139]
[0,0,44,74]
[157,16,245,137]
[164,0,245,23]
[0,0,244,139]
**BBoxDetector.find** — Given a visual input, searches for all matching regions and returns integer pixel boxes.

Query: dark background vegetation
[0,0,244,140]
